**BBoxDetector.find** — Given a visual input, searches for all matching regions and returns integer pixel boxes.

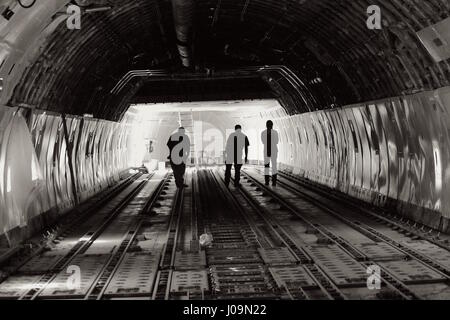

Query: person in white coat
[225,125,250,187]
[261,120,279,186]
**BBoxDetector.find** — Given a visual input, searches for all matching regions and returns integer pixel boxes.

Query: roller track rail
[222,170,346,300]
[0,172,151,299]
[279,170,450,252]
[269,170,450,280]
[152,187,185,300]
[0,171,143,275]
[85,173,171,300]
[3,167,450,300]
[18,174,154,300]
[241,170,425,300]
[200,169,279,300]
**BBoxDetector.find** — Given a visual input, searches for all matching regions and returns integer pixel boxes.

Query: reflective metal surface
[0,105,134,234]
[258,88,450,232]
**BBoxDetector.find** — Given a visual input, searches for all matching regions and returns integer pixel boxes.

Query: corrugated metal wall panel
[371,102,389,202]
[0,106,134,236]
[353,107,372,201]
[0,108,46,233]
[278,87,450,232]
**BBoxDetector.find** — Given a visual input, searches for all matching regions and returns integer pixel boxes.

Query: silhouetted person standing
[261,120,279,186]
[167,127,190,188]
[225,125,250,188]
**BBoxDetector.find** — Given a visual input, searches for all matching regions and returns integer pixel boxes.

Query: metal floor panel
[159,199,174,207]
[103,252,160,297]
[18,254,65,274]
[84,218,134,255]
[171,270,209,293]
[45,239,77,256]
[402,240,450,267]
[209,262,272,295]
[313,219,374,245]
[84,239,123,255]
[378,260,446,284]
[44,248,72,256]
[152,207,172,216]
[210,270,267,283]
[305,245,367,287]
[174,251,207,270]
[269,265,317,288]
[213,283,270,295]
[110,297,150,300]
[136,231,162,251]
[206,249,262,265]
[39,254,110,298]
[0,275,42,298]
[209,264,267,280]
[258,247,297,266]
[355,243,407,261]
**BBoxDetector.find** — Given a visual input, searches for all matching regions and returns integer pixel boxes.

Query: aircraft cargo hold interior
[0,0,450,303]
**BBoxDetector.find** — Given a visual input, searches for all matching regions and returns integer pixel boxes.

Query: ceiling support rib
[171,0,195,68]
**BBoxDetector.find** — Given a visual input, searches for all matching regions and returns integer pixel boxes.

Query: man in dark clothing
[224,125,250,188]
[261,120,279,186]
[167,127,190,188]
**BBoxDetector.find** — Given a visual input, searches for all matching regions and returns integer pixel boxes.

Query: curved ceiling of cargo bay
[0,0,449,121]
